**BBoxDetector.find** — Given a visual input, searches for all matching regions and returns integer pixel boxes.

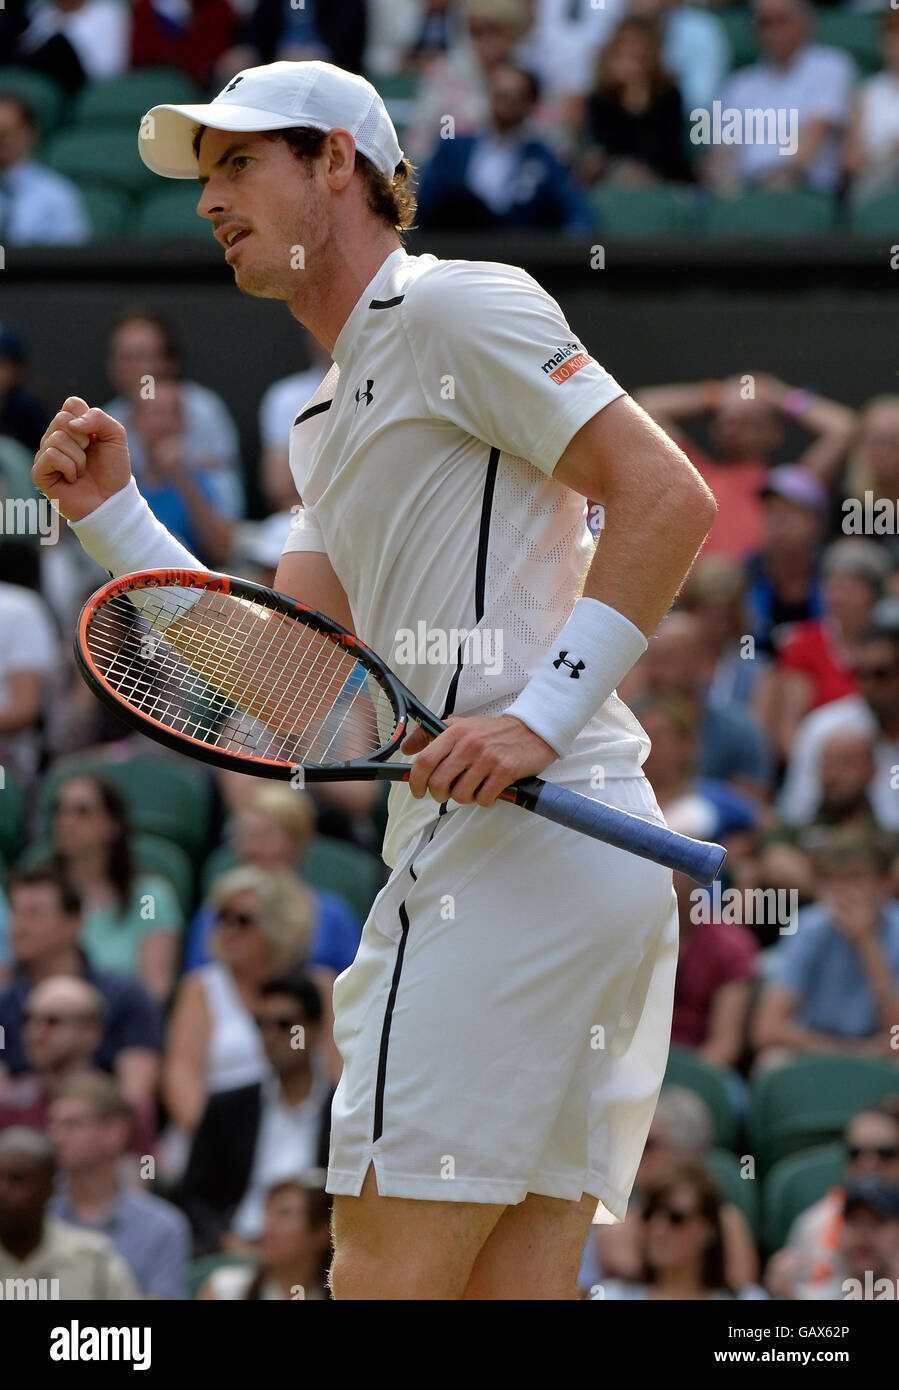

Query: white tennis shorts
[326,775,678,1219]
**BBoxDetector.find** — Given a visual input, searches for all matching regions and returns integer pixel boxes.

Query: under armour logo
[553,651,585,678]
[224,75,244,93]
[354,379,374,410]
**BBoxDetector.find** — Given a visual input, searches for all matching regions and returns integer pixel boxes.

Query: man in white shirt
[709,0,856,194]
[33,59,716,1300]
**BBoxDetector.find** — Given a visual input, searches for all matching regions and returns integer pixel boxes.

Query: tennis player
[33,61,717,1300]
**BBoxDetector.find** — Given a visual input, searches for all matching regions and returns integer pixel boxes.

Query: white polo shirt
[283,248,649,867]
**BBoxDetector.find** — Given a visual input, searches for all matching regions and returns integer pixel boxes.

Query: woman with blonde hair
[163,864,339,1147]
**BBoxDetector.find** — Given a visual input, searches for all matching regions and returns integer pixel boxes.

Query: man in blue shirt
[753,831,899,1064]
[0,92,89,245]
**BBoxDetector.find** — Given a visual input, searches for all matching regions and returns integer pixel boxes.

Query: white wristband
[70,479,204,630]
[505,596,648,758]
[69,478,202,576]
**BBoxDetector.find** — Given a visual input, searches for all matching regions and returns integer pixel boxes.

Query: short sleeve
[401,261,626,476]
[281,503,328,555]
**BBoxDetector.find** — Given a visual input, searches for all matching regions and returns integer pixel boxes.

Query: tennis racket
[75,569,726,884]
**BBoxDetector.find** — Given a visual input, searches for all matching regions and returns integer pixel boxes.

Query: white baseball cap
[138,60,404,182]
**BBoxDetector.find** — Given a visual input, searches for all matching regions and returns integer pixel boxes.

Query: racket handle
[509,777,726,885]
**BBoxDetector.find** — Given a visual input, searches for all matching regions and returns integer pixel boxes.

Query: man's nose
[196,181,227,221]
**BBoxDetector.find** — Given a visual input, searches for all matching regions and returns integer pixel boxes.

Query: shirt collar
[331,247,408,369]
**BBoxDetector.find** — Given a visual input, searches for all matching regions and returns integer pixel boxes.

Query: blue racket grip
[510,777,726,885]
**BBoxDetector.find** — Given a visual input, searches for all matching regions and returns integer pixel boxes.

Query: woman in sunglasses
[162,865,320,1161]
[49,774,182,1004]
[592,1159,767,1300]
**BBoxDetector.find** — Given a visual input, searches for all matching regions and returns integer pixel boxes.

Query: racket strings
[84,587,399,765]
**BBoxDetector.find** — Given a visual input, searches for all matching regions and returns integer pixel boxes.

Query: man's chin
[233,263,289,302]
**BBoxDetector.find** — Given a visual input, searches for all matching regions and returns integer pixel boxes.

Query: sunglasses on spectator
[847,1144,899,1161]
[253,1015,300,1032]
[24,1011,89,1027]
[849,663,899,682]
[644,1204,700,1226]
[215,908,259,930]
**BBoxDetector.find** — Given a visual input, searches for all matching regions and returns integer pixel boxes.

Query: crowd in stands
[0,0,897,1303]
[1,0,899,242]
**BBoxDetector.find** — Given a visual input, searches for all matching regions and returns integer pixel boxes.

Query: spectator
[128,380,236,566]
[591,1159,767,1299]
[745,466,829,657]
[779,618,899,830]
[163,866,322,1140]
[752,831,899,1067]
[18,0,130,92]
[707,0,855,195]
[630,0,731,116]
[417,63,593,232]
[0,865,163,1119]
[587,1087,760,1293]
[766,1103,899,1299]
[48,1074,190,1299]
[402,0,533,165]
[670,868,758,1070]
[621,611,773,797]
[0,564,57,788]
[635,374,856,559]
[257,332,332,513]
[0,1126,138,1298]
[199,1173,331,1299]
[130,0,236,88]
[828,1180,899,1300]
[406,0,457,67]
[180,971,332,1254]
[516,0,627,134]
[182,785,359,976]
[636,693,761,848]
[49,774,183,1004]
[0,977,104,1133]
[840,396,899,566]
[103,310,244,556]
[221,0,367,80]
[761,728,892,900]
[0,322,48,453]
[758,538,889,760]
[844,8,899,204]
[0,92,89,246]
[680,556,771,711]
[577,17,694,188]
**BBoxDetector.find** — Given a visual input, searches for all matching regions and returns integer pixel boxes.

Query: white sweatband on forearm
[505,596,648,758]
[69,479,204,629]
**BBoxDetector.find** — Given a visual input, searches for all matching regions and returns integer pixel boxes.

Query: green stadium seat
[762,1142,845,1251]
[40,752,214,859]
[42,129,157,199]
[817,9,880,76]
[663,1046,739,1149]
[717,6,758,69]
[80,184,132,240]
[590,185,696,238]
[185,1252,255,1300]
[373,72,420,130]
[74,68,204,130]
[134,185,209,240]
[0,67,68,140]
[749,1056,899,1173]
[0,768,26,866]
[201,832,383,927]
[704,191,835,238]
[850,190,899,238]
[706,1146,760,1236]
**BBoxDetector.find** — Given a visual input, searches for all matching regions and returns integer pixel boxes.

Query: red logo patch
[550,352,590,385]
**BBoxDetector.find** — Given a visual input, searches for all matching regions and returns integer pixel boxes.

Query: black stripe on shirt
[369,295,405,310]
[293,400,333,427]
[441,446,500,720]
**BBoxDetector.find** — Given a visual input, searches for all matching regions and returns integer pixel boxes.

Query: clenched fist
[32,396,132,521]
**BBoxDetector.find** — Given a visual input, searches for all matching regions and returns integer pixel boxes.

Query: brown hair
[191,125,418,237]
[596,17,673,102]
[640,1159,729,1292]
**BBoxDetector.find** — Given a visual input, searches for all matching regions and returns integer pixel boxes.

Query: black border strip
[440,446,499,720]
[369,294,405,309]
[293,399,333,427]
